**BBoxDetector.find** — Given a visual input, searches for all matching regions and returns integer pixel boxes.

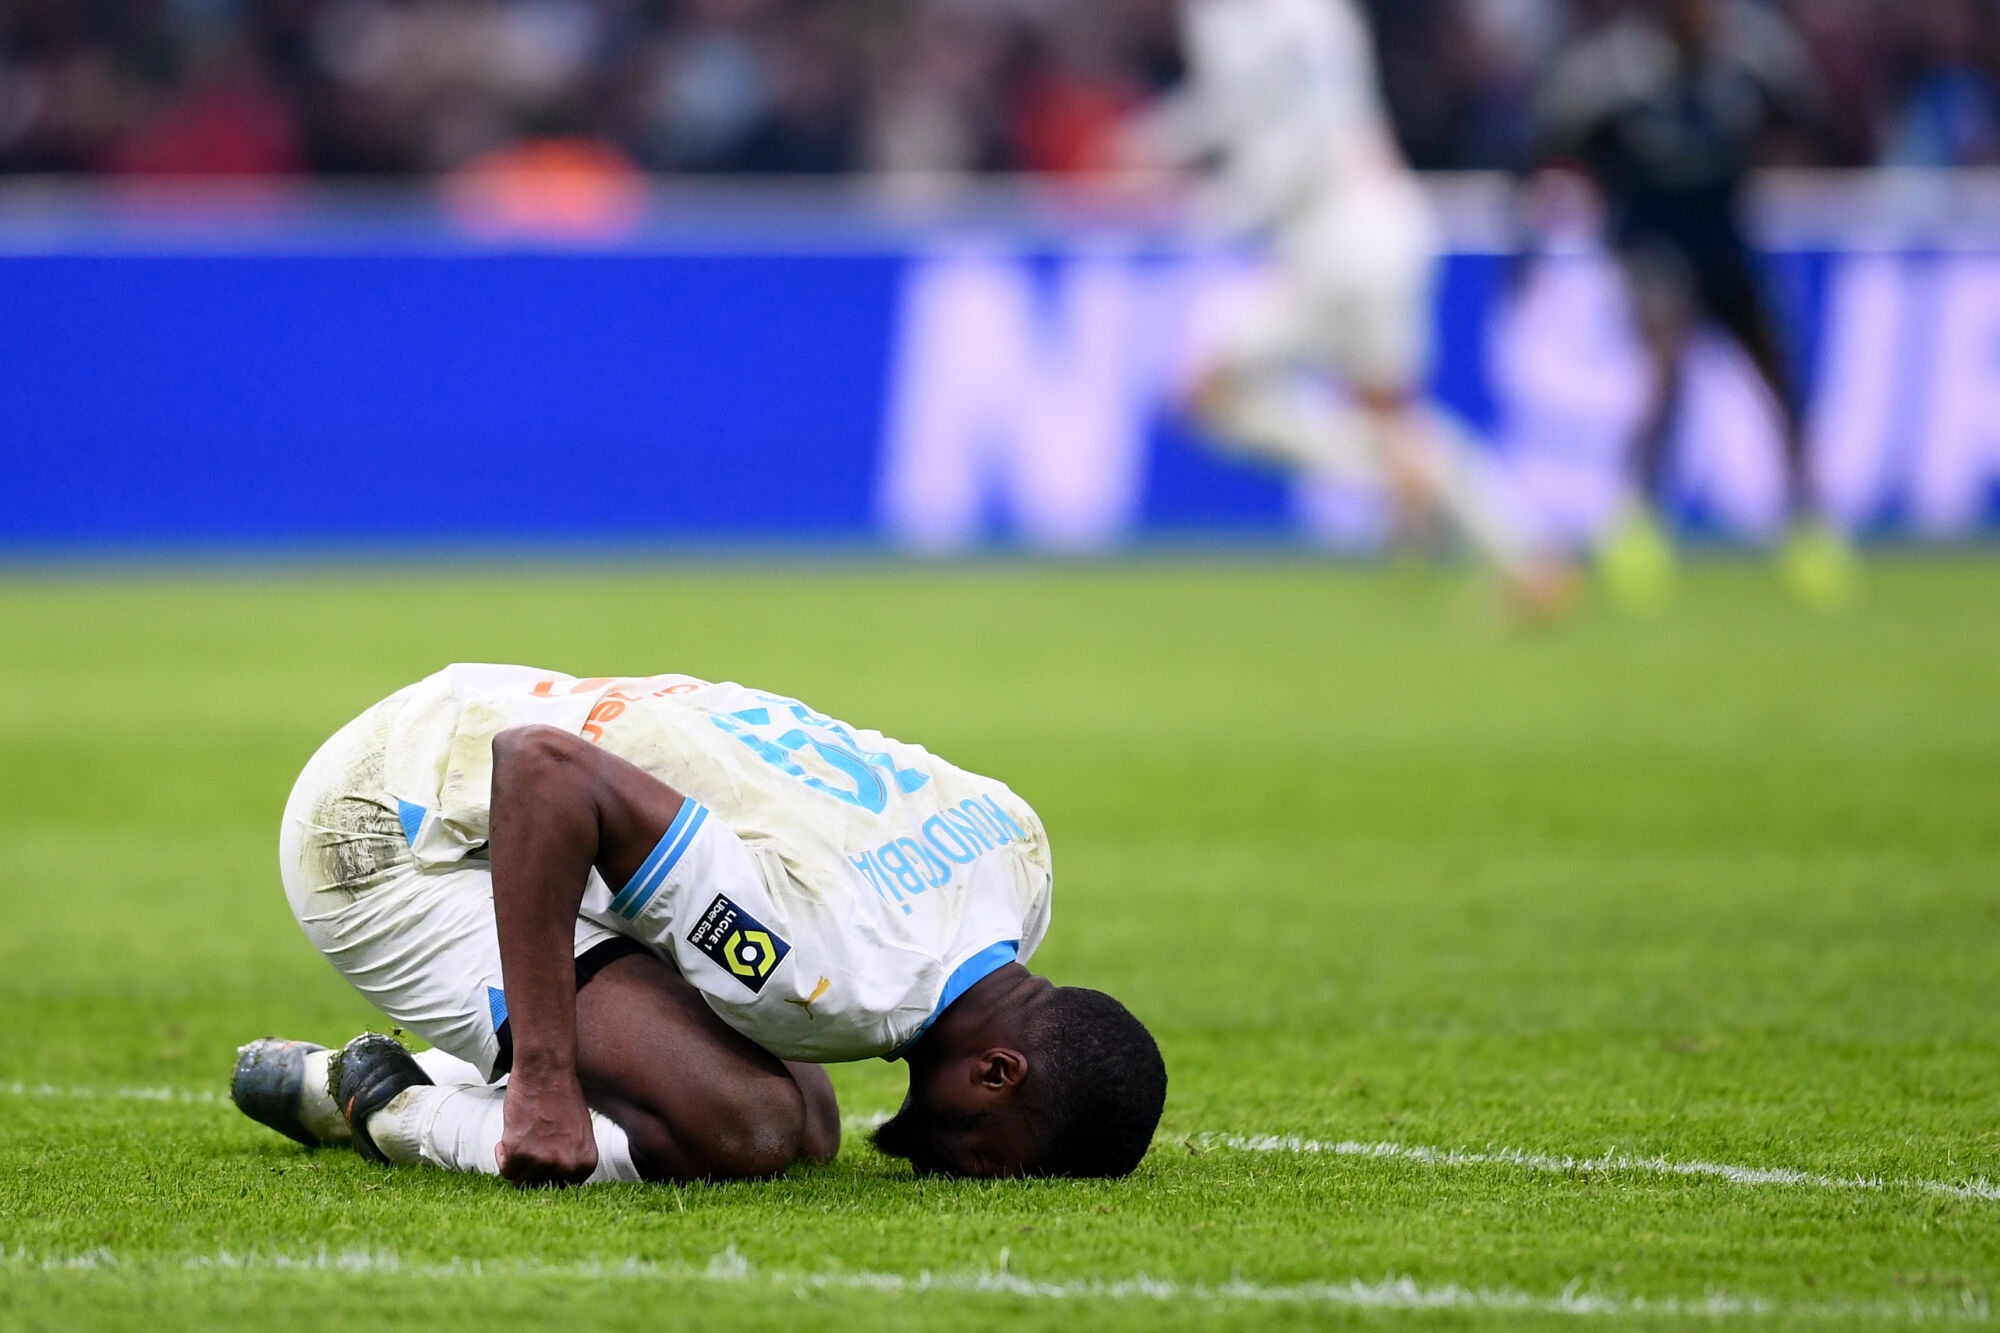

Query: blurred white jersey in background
[1168,0,1438,392]
[1177,0,1409,232]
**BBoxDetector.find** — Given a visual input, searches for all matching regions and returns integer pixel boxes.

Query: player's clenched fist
[497,1076,599,1185]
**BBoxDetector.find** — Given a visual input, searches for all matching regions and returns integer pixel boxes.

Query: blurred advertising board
[1,175,1995,550]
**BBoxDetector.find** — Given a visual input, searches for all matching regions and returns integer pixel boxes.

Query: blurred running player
[1127,0,1576,617]
[1534,0,1855,611]
[232,664,1165,1183]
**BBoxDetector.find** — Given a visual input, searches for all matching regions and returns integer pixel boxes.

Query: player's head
[872,983,1167,1179]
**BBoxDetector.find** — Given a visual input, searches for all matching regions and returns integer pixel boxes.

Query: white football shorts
[278,696,625,1080]
[1221,176,1441,392]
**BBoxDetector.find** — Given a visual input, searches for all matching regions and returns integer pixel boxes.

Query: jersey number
[710,694,929,814]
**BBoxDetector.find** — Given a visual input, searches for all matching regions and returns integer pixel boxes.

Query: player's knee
[624,1077,809,1182]
[697,1082,808,1179]
[621,1113,797,1183]
[703,1118,803,1180]
[491,723,590,775]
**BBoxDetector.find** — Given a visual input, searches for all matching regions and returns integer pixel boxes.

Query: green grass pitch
[2,557,1997,1330]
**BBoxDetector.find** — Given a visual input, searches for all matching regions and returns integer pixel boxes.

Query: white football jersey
[379,664,1053,1062]
[1178,0,1407,228]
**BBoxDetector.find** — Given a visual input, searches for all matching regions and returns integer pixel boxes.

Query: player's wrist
[508,1047,581,1088]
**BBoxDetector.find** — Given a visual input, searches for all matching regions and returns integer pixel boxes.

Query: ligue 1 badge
[687,893,792,994]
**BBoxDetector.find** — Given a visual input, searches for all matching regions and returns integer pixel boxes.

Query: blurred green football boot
[1780,520,1857,611]
[1598,501,1677,617]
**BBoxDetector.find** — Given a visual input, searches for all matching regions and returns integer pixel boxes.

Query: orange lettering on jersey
[614,673,706,699]
[580,697,626,745]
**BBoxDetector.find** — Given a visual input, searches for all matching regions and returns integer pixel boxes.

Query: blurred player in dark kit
[1535,0,1856,611]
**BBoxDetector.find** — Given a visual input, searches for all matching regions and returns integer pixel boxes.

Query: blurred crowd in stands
[1,0,1996,177]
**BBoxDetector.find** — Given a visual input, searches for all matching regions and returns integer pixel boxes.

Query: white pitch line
[8,1085,1993,1205]
[1191,1133,2000,1202]
[0,1081,219,1105]
[0,1246,1987,1322]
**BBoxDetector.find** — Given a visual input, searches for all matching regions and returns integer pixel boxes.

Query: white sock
[365,1083,642,1184]
[412,1047,488,1086]
[297,1049,352,1145]
[297,1045,488,1146]
[1408,407,1535,573]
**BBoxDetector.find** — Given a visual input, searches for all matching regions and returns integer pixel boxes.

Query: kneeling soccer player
[233,665,1167,1183]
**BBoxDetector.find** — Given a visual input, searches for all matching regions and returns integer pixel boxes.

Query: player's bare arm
[486,724,686,1184]
[485,726,841,1185]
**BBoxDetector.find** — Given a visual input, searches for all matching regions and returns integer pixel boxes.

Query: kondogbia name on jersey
[848,796,1029,916]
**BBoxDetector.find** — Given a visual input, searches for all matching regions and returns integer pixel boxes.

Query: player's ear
[974,1048,1028,1092]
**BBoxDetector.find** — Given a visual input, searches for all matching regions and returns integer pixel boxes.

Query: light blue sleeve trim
[609,799,709,921]
[886,940,1019,1062]
[397,800,426,845]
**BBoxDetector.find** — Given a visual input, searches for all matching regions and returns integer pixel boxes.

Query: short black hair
[1020,987,1167,1178]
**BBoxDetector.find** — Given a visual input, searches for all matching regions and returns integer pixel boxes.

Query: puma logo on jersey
[785,976,832,1019]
